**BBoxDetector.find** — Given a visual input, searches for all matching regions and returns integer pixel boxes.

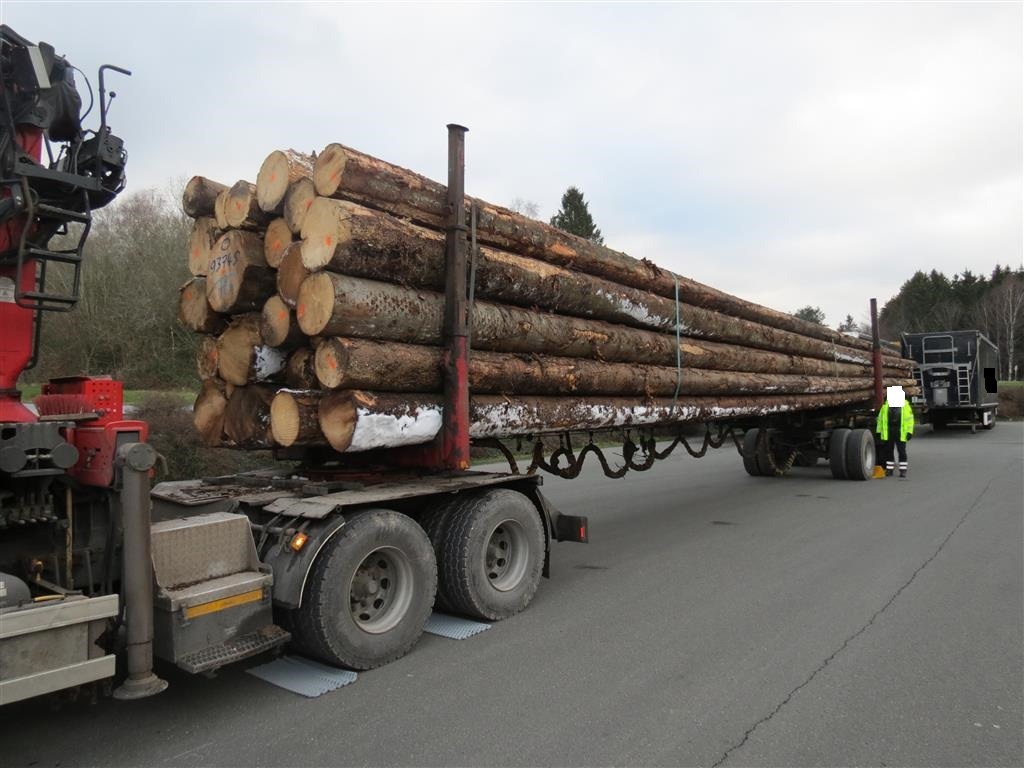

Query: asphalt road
[4,423,1022,767]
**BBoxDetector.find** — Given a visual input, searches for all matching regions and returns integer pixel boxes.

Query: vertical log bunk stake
[441,124,471,471]
[870,298,884,409]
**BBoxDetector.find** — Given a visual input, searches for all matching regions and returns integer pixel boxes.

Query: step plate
[246,655,357,697]
[423,612,491,640]
[177,625,290,674]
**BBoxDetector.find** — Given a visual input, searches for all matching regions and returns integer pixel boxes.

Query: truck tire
[439,489,545,622]
[292,508,436,670]
[742,429,763,476]
[844,428,875,481]
[829,428,851,480]
[418,494,475,613]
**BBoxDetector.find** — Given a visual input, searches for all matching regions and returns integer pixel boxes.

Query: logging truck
[1,25,916,706]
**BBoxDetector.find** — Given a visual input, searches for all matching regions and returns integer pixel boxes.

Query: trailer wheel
[844,428,875,481]
[439,489,545,621]
[292,509,436,670]
[418,495,474,613]
[742,429,763,476]
[829,428,852,479]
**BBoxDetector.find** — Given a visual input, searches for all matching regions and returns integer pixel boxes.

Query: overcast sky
[5,1,1021,327]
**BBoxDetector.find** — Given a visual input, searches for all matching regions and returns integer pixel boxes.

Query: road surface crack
[710,468,1005,767]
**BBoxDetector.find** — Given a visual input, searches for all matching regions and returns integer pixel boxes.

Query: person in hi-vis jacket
[876,385,915,478]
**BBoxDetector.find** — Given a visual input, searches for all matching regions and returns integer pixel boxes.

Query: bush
[998,384,1024,420]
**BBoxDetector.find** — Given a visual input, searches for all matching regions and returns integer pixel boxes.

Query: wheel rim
[485,518,529,592]
[348,546,414,634]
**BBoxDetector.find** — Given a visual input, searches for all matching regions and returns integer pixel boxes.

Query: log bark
[225,180,271,230]
[315,389,877,453]
[261,294,305,348]
[195,335,220,379]
[298,271,885,368]
[216,313,288,386]
[270,389,326,447]
[313,336,887,397]
[223,385,276,449]
[182,176,228,218]
[284,177,317,234]
[301,198,908,368]
[285,347,318,389]
[264,218,294,268]
[257,149,316,214]
[206,230,277,313]
[311,142,878,353]
[276,242,308,308]
[178,277,228,335]
[193,378,228,446]
[188,217,220,276]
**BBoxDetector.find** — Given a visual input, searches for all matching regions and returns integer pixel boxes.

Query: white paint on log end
[254,346,287,380]
[348,405,443,451]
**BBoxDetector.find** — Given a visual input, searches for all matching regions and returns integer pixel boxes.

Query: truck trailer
[901,330,999,431]
[1,26,916,706]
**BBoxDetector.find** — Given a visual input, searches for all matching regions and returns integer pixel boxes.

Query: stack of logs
[179,143,918,455]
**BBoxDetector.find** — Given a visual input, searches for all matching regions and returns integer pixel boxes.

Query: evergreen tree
[837,314,859,333]
[793,306,826,325]
[550,186,603,244]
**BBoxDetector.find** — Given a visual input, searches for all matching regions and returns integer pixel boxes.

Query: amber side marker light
[290,532,309,552]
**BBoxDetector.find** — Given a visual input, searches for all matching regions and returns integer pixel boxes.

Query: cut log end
[188,217,218,277]
[318,391,356,451]
[284,177,317,235]
[225,180,259,229]
[182,176,228,219]
[270,391,298,446]
[313,143,348,196]
[300,196,352,269]
[314,337,352,389]
[196,335,219,379]
[264,218,293,268]
[277,242,309,307]
[296,270,335,335]
[256,151,292,213]
[261,294,300,347]
[193,379,227,445]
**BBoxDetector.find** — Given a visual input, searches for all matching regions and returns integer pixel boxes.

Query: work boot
[899,469,907,479]
[885,469,893,477]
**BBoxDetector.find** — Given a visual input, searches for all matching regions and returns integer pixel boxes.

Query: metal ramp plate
[246,655,357,697]
[423,612,491,640]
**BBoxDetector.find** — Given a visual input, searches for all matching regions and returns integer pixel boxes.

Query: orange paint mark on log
[331,171,340,181]
[270,172,277,183]
[271,239,281,250]
[235,201,242,211]
[305,200,312,210]
[297,304,305,318]
[325,236,333,247]
[277,309,287,321]
[328,357,338,370]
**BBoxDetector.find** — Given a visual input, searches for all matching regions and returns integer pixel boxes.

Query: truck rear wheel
[439,489,545,622]
[829,428,851,479]
[844,428,875,481]
[418,495,473,613]
[742,429,763,476]
[292,508,436,670]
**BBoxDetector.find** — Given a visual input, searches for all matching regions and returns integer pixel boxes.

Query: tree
[550,186,603,244]
[509,198,540,219]
[793,306,826,325]
[33,188,196,388]
[977,274,1024,379]
[837,314,859,333]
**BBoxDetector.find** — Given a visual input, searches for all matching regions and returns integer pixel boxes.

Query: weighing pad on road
[424,612,491,640]
[246,655,357,697]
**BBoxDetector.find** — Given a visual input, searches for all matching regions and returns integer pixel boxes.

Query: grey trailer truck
[901,330,1000,431]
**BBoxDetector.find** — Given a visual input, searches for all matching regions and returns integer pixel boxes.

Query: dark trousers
[883,438,908,471]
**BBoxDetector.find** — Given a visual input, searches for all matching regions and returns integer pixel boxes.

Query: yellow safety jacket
[876,402,915,442]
